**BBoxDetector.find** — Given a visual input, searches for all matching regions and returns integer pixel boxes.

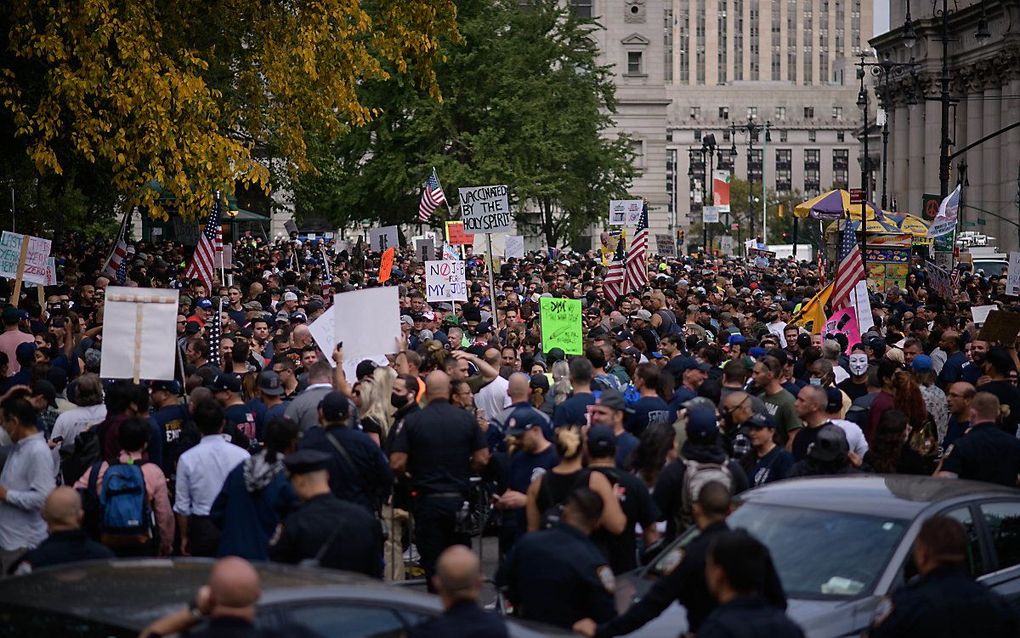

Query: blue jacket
[211,453,298,560]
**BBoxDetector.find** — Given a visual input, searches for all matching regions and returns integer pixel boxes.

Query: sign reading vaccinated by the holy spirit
[459,185,512,233]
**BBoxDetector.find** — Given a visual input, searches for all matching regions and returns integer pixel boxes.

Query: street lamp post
[731,119,770,247]
[700,134,719,256]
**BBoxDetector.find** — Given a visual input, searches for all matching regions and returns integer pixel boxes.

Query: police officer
[869,515,1019,637]
[390,371,489,586]
[269,449,383,577]
[699,530,804,638]
[574,481,784,638]
[408,545,509,638]
[496,487,616,630]
[299,391,392,513]
[935,392,1020,487]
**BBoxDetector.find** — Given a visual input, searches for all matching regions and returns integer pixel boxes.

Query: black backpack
[60,425,102,486]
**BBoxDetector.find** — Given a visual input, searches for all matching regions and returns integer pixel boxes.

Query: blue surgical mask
[809,377,822,386]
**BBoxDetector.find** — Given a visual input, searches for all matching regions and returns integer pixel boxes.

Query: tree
[0,0,458,222]
[293,0,635,247]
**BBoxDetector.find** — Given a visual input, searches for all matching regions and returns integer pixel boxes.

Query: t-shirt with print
[759,388,801,445]
[626,396,672,437]
[749,445,795,486]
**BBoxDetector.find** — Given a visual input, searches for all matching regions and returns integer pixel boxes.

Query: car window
[945,507,985,577]
[277,603,410,638]
[980,501,1020,572]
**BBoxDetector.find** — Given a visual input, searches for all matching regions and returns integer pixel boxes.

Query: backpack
[60,425,103,486]
[537,469,592,529]
[99,462,156,547]
[677,458,733,532]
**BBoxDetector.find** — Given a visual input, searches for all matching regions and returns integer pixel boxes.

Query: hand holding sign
[425,260,467,302]
[459,185,512,234]
[540,297,583,355]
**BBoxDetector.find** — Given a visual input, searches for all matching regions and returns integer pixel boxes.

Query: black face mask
[391,393,410,409]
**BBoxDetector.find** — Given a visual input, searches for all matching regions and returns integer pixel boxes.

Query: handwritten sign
[0,231,51,285]
[459,184,512,233]
[378,247,395,283]
[368,226,399,252]
[924,260,953,301]
[504,235,525,259]
[414,238,435,263]
[824,306,861,353]
[609,200,643,226]
[1007,252,1020,296]
[425,260,467,302]
[540,297,583,355]
[654,234,676,257]
[445,221,473,245]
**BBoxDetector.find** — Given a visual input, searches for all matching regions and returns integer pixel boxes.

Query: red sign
[378,247,395,283]
[445,221,474,246]
[849,188,864,205]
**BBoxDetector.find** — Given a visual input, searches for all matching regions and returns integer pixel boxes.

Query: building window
[718,0,728,84]
[630,140,646,170]
[664,8,674,83]
[719,106,729,120]
[833,149,849,189]
[747,106,758,120]
[804,106,815,119]
[694,129,703,141]
[832,106,843,121]
[679,4,689,83]
[748,148,763,184]
[722,129,731,141]
[569,0,593,18]
[627,51,644,75]
[775,149,793,194]
[776,106,786,121]
[804,148,821,195]
[779,129,788,142]
[837,130,845,142]
[690,106,701,119]
[808,130,816,142]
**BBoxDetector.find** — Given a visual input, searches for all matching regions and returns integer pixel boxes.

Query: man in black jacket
[409,545,508,638]
[11,487,112,575]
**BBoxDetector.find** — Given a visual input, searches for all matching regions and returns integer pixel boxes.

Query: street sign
[849,189,864,205]
[922,194,940,221]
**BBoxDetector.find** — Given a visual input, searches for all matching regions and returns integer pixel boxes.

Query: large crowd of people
[1,230,1019,636]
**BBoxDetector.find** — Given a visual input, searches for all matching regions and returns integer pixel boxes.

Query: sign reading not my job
[459,185,512,233]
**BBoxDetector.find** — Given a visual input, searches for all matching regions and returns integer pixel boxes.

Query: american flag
[207,297,223,369]
[625,201,649,292]
[603,233,627,303]
[320,247,333,294]
[184,192,223,291]
[103,238,128,280]
[418,170,447,223]
[830,218,865,310]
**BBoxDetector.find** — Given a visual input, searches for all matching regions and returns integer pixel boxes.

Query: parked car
[617,476,1020,638]
[0,559,561,637]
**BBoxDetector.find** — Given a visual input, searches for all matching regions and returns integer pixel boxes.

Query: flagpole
[431,168,464,260]
[102,207,132,273]
[215,191,226,288]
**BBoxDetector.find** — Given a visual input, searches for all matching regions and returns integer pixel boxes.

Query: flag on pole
[831,219,865,310]
[788,282,833,334]
[418,169,447,223]
[103,211,131,279]
[625,201,649,292]
[603,233,627,303]
[184,194,224,291]
[207,298,223,369]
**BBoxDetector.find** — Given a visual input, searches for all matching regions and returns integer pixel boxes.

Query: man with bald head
[791,385,829,462]
[409,545,509,637]
[391,371,490,588]
[12,487,112,574]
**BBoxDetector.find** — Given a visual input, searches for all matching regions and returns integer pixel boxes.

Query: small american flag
[104,238,128,280]
[320,247,333,294]
[207,297,223,369]
[625,202,649,293]
[184,192,224,291]
[830,218,865,310]
[418,170,447,223]
[603,233,627,303]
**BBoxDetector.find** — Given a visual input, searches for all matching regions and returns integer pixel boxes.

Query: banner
[608,200,643,226]
[425,260,468,302]
[0,231,52,285]
[378,247,395,283]
[539,297,583,355]
[459,184,512,233]
[924,260,953,301]
[712,170,731,211]
[824,306,861,353]
[927,185,961,238]
[654,234,676,256]
[368,226,399,252]
[445,221,473,245]
[1007,252,1020,296]
[505,235,525,259]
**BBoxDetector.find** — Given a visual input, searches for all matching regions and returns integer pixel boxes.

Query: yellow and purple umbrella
[794,189,883,221]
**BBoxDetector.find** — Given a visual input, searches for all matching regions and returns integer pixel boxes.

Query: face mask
[809,377,822,386]
[390,393,409,409]
[849,354,869,376]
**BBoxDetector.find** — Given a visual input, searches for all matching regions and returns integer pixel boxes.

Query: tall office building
[584,0,874,245]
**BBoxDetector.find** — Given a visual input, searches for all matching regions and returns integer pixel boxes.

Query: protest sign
[1007,252,1020,296]
[847,281,875,333]
[442,243,461,261]
[445,221,473,245]
[378,247,395,283]
[333,287,401,381]
[504,235,525,259]
[474,231,505,258]
[425,260,467,302]
[414,238,436,263]
[459,185,512,233]
[308,305,337,368]
[100,287,180,382]
[368,226,399,252]
[924,261,953,301]
[0,231,51,286]
[608,200,643,226]
[654,234,676,256]
[824,306,861,353]
[539,297,583,355]
[927,185,960,238]
[979,310,1020,345]
[720,235,734,257]
[971,305,997,325]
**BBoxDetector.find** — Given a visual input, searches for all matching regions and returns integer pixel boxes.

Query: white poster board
[847,281,875,333]
[0,231,51,285]
[308,304,337,368]
[459,185,512,233]
[414,237,436,263]
[425,260,468,302]
[333,287,401,381]
[720,235,734,257]
[473,232,505,257]
[368,226,399,252]
[972,304,997,325]
[99,287,180,381]
[608,200,643,226]
[654,234,676,257]
[1007,252,1020,297]
[504,235,525,259]
[703,206,720,223]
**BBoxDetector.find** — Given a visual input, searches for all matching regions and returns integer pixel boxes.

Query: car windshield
[728,503,909,599]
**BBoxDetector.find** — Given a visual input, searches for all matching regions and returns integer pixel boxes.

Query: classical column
[965,79,984,214]
[908,101,925,215]
[982,83,1001,221]
[924,89,942,211]
[1003,73,1020,251]
[892,102,909,210]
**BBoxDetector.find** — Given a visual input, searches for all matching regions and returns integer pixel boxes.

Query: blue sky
[875,1,890,36]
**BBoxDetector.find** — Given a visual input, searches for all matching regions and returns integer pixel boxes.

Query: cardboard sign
[414,238,436,263]
[539,297,583,356]
[308,304,337,368]
[609,200,643,226]
[504,235,525,259]
[0,231,51,285]
[445,221,473,245]
[654,234,676,256]
[924,261,953,301]
[425,260,467,302]
[971,305,997,326]
[378,247,395,283]
[333,287,402,381]
[459,184,512,233]
[368,226,399,252]
[1007,252,1020,296]
[979,310,1020,345]
[824,306,861,353]
[100,287,180,382]
[442,243,461,261]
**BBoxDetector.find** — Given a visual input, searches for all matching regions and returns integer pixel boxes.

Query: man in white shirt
[174,399,248,557]
[48,374,106,479]
[823,387,869,460]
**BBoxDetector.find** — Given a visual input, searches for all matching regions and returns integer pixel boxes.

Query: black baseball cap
[210,373,241,393]
[318,391,350,421]
[283,449,331,475]
[258,370,284,396]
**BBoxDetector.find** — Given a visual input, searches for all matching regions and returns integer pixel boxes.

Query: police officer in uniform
[390,371,490,586]
[869,515,1019,637]
[574,481,785,638]
[408,545,509,638]
[496,487,616,630]
[269,449,383,577]
[699,530,804,638]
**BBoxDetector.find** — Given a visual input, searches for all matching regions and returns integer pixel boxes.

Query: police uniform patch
[530,466,547,483]
[871,595,894,627]
[659,547,685,575]
[597,565,616,593]
[269,523,283,547]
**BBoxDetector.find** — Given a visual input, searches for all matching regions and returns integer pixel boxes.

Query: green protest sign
[540,297,583,355]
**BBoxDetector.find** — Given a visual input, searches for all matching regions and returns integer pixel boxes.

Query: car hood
[787,596,877,638]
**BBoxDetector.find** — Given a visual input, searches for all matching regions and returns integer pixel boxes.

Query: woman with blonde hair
[357,366,395,447]
[550,359,571,406]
